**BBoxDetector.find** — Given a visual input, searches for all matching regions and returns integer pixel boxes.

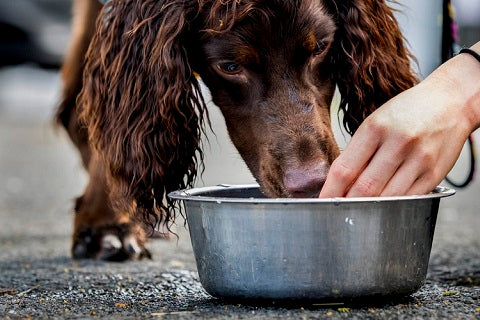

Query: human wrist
[462,42,480,131]
[427,42,480,133]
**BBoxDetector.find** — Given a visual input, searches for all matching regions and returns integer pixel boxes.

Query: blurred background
[0,0,479,240]
[0,3,479,319]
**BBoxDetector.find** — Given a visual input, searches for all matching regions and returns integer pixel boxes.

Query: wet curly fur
[57,0,417,259]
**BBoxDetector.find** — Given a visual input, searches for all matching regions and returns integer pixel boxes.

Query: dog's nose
[283,162,329,198]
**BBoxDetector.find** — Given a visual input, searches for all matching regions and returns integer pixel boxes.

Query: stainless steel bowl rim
[168,184,455,204]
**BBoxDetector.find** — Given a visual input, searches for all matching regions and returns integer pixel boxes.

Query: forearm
[467,42,480,130]
[424,41,480,133]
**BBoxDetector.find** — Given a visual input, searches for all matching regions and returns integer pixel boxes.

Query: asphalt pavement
[0,65,479,319]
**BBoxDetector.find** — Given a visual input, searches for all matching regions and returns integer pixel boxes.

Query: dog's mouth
[258,172,326,199]
[288,190,322,198]
[286,178,325,198]
[260,184,322,199]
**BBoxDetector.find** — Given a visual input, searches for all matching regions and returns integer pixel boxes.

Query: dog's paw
[72,223,151,261]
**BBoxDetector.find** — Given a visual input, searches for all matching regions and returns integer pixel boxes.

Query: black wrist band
[459,48,480,64]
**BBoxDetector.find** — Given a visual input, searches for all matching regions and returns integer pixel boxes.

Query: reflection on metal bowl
[169,185,454,300]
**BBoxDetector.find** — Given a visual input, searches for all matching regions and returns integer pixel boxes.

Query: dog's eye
[217,62,242,75]
[313,41,327,56]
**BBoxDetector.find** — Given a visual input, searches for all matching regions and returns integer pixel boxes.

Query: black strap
[445,135,476,188]
[459,48,480,64]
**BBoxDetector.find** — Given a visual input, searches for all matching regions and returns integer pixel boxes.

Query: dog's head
[194,0,417,197]
[81,0,417,223]
[192,1,339,198]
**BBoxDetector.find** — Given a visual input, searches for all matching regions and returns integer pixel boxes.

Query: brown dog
[57,0,417,260]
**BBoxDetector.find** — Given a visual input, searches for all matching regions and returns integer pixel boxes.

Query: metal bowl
[169,184,454,300]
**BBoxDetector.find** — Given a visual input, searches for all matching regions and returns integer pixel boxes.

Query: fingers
[406,173,440,196]
[337,147,440,197]
[321,129,432,198]
[319,126,380,198]
[379,157,425,196]
[345,142,405,197]
[381,141,455,196]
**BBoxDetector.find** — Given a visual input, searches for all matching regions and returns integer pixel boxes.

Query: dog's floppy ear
[80,0,205,225]
[326,0,418,135]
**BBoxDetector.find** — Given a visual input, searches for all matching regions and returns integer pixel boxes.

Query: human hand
[320,50,480,197]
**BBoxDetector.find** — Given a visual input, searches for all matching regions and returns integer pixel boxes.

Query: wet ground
[0,65,479,319]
